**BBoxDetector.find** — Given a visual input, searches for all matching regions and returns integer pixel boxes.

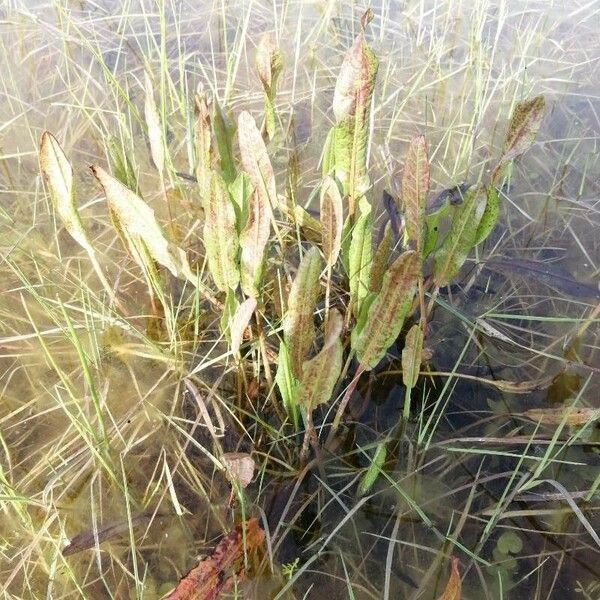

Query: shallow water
[1,1,599,598]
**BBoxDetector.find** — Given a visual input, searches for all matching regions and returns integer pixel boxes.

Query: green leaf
[353,250,419,371]
[401,324,424,389]
[320,176,344,267]
[423,200,450,258]
[283,247,322,378]
[238,111,275,296]
[330,33,379,204]
[497,531,523,555]
[220,288,239,341]
[348,210,373,317]
[358,442,387,496]
[275,341,299,429]
[296,310,344,412]
[368,224,392,293]
[228,171,252,233]
[473,185,499,245]
[106,134,138,193]
[212,98,236,183]
[433,186,486,288]
[203,171,240,291]
[402,134,429,256]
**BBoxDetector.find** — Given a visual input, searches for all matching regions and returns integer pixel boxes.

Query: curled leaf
[203,171,239,291]
[194,92,213,205]
[352,251,419,370]
[402,134,429,256]
[320,176,344,267]
[283,247,322,378]
[164,518,264,600]
[90,165,191,281]
[144,71,165,173]
[229,297,257,355]
[255,34,283,140]
[238,111,275,296]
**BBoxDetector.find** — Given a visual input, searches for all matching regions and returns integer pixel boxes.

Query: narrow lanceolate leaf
[255,34,283,141]
[353,251,419,371]
[283,247,322,378]
[238,111,275,296]
[203,172,239,291]
[348,211,373,317]
[297,310,344,412]
[402,135,429,255]
[320,176,344,267]
[107,135,138,193]
[90,165,191,280]
[522,406,600,427]
[229,297,257,355]
[40,132,91,253]
[194,92,213,205]
[433,187,486,288]
[40,132,118,307]
[330,34,379,203]
[401,324,424,389]
[358,442,387,496]
[144,71,165,173]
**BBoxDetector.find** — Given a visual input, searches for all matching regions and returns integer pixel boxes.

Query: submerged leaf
[358,442,386,496]
[502,96,545,162]
[203,172,239,291]
[144,71,165,173]
[436,557,461,600]
[401,324,424,388]
[473,185,499,245]
[212,99,236,183]
[238,111,274,296]
[164,518,264,600]
[522,406,600,427]
[107,135,138,193]
[368,224,392,293]
[275,341,299,428]
[90,165,191,281]
[283,247,322,378]
[221,452,255,489]
[402,134,429,255]
[320,176,344,267]
[433,186,486,287]
[297,310,344,412]
[353,251,419,370]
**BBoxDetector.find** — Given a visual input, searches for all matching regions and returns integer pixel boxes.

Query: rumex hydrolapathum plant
[255,34,283,141]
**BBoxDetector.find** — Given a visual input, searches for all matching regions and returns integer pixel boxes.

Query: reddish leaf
[437,556,461,600]
[164,518,264,600]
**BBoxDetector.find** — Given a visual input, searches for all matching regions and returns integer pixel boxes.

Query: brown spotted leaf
[402,134,429,255]
[255,34,283,140]
[164,518,264,600]
[194,93,214,205]
[238,111,275,296]
[221,453,255,489]
[228,297,257,355]
[320,176,344,267]
[368,224,392,293]
[502,96,545,161]
[203,171,239,291]
[297,310,344,412]
[522,406,600,427]
[352,250,419,370]
[283,247,322,378]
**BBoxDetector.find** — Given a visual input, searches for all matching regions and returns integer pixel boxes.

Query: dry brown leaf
[163,518,264,600]
[522,406,600,427]
[436,556,461,600]
[221,453,255,489]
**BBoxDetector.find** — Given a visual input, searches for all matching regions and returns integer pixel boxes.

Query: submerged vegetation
[1,1,599,598]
